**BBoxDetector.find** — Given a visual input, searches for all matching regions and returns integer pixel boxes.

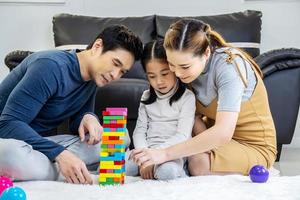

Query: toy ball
[249,165,269,183]
[0,187,26,200]
[0,176,13,195]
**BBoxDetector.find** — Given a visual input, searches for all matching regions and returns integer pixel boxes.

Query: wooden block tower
[98,107,127,185]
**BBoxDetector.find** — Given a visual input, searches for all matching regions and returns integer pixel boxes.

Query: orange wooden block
[102,136,120,141]
[102,140,124,144]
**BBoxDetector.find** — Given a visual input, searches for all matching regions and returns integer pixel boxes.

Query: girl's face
[146,59,177,94]
[165,48,210,83]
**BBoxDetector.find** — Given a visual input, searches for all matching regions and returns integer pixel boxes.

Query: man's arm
[0,58,64,161]
[68,90,97,133]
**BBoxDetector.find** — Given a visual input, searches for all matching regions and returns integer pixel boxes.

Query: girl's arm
[132,98,149,149]
[162,90,196,147]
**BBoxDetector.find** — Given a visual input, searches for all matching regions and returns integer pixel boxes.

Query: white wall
[0,0,300,145]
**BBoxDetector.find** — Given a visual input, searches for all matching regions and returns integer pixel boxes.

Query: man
[0,25,143,184]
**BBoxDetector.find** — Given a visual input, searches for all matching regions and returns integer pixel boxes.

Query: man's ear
[91,39,103,55]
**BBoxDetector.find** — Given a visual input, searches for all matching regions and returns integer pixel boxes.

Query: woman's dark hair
[141,39,187,106]
[86,25,143,61]
[164,18,262,77]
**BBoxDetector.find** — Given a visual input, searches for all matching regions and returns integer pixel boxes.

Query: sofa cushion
[53,14,155,45]
[53,14,153,80]
[155,10,262,58]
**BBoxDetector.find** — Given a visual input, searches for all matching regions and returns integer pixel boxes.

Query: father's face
[89,45,134,87]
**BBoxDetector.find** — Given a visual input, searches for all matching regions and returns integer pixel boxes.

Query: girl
[130,19,277,176]
[126,39,196,180]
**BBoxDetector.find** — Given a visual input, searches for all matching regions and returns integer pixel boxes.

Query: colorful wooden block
[103,127,127,132]
[106,108,128,112]
[103,124,126,128]
[99,107,127,186]
[102,111,127,116]
[116,120,127,124]
[102,131,126,136]
[99,164,122,169]
[102,140,124,145]
[103,116,126,120]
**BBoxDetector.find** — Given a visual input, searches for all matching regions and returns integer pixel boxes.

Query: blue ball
[0,186,26,200]
[249,165,269,183]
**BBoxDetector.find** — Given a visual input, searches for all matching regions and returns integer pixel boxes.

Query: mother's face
[165,48,210,83]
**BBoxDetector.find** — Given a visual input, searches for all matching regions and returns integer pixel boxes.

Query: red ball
[0,176,13,195]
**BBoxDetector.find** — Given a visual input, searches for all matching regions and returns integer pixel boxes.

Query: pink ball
[0,176,13,195]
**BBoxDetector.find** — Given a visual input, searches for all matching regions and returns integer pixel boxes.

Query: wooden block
[102,132,126,136]
[102,111,127,116]
[116,120,127,124]
[106,108,127,112]
[102,140,124,145]
[99,173,123,178]
[103,116,126,120]
[103,124,126,128]
[100,152,109,157]
[99,163,122,169]
[114,160,125,165]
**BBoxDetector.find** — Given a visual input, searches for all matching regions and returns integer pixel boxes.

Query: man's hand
[55,150,93,184]
[78,113,102,145]
[139,165,154,179]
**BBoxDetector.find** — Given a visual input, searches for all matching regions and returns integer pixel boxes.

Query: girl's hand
[129,148,168,169]
[139,165,154,179]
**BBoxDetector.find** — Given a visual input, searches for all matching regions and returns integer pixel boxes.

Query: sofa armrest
[255,48,300,160]
[4,50,33,71]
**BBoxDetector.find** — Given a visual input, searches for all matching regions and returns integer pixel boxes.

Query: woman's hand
[129,148,168,169]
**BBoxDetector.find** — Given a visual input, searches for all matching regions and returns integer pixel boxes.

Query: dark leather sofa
[4,10,300,161]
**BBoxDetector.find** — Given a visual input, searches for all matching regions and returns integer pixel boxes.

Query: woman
[130,19,277,176]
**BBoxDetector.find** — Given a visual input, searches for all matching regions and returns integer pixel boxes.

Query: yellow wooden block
[98,177,106,182]
[100,152,109,157]
[100,161,114,165]
[99,149,124,155]
[107,148,125,153]
[102,132,126,136]
[99,164,122,169]
[99,173,123,178]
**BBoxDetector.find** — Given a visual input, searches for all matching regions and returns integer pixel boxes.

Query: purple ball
[249,165,269,183]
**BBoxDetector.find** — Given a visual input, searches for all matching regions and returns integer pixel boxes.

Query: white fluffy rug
[15,174,300,200]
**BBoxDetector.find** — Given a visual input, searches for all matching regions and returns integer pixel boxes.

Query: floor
[274,146,300,176]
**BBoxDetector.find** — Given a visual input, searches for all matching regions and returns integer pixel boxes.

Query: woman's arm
[130,111,238,168]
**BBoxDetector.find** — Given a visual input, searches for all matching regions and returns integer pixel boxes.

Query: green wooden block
[103,116,125,120]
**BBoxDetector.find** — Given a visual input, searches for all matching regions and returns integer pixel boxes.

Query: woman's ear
[203,47,211,60]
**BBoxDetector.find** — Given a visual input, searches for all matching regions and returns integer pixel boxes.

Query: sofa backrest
[52,10,262,80]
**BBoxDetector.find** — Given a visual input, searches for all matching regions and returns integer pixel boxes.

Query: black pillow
[52,13,154,80]
[155,10,262,58]
[53,14,155,46]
